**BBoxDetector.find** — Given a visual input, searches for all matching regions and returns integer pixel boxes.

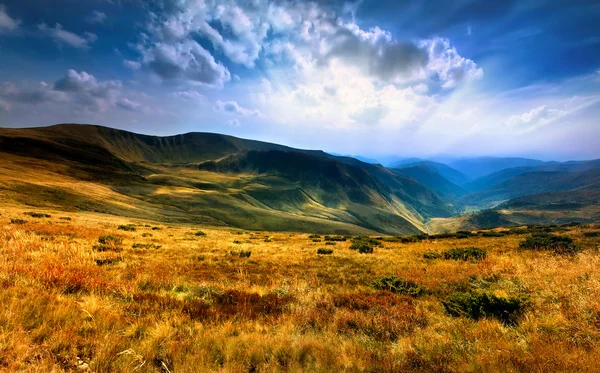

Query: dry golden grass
[1,206,600,372]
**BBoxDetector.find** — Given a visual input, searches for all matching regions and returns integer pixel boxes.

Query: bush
[152,227,162,231]
[195,231,206,236]
[442,292,528,325]
[25,212,51,218]
[312,239,321,242]
[583,231,600,237]
[118,224,137,232]
[423,251,442,259]
[455,231,474,239]
[443,247,487,261]
[325,242,335,246]
[141,233,153,237]
[518,233,581,255]
[308,234,321,239]
[95,235,123,252]
[95,257,123,266]
[132,243,162,249]
[400,234,429,243]
[230,250,251,258]
[324,235,347,242]
[59,217,72,221]
[10,219,27,224]
[372,276,423,297]
[317,248,333,255]
[481,231,506,237]
[350,241,374,254]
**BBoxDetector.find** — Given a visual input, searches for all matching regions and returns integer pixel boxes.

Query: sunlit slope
[0,124,453,234]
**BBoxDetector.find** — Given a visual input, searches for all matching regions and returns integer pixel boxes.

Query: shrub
[118,224,137,232]
[308,234,321,239]
[95,235,123,252]
[481,231,506,237]
[317,248,333,255]
[583,231,600,237]
[350,241,374,254]
[132,243,162,249]
[455,231,474,239]
[24,212,51,218]
[264,237,272,242]
[508,228,528,235]
[325,242,336,246]
[95,257,123,266]
[141,233,153,237]
[195,231,206,236]
[312,239,321,242]
[442,292,528,325]
[59,217,72,221]
[372,276,423,297]
[518,233,581,255]
[423,251,442,259]
[152,227,162,231]
[400,234,428,243]
[230,250,251,258]
[443,247,487,261]
[10,219,27,224]
[324,235,347,242]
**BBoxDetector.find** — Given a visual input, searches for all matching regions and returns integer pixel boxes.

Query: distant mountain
[464,159,600,192]
[462,170,600,209]
[391,164,466,200]
[449,157,545,180]
[327,153,380,164]
[390,160,468,185]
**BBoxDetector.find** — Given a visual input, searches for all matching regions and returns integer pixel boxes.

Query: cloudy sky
[0,0,599,160]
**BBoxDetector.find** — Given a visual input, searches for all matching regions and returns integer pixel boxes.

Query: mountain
[462,170,600,209]
[0,124,455,235]
[449,157,545,180]
[390,160,468,185]
[391,164,466,200]
[464,159,600,192]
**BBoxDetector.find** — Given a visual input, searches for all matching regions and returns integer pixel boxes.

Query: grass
[0,206,599,372]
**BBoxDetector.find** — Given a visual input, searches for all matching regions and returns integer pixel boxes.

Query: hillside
[391,164,467,200]
[0,124,454,235]
[449,157,544,180]
[390,160,468,185]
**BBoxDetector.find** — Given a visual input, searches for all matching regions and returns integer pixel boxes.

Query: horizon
[0,0,599,160]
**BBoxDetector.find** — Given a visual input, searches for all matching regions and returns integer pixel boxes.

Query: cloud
[0,5,20,31]
[123,60,141,70]
[38,23,97,49]
[506,105,567,129]
[225,118,241,127]
[116,98,142,111]
[53,69,121,96]
[170,90,205,102]
[214,100,262,117]
[0,99,10,112]
[0,81,66,104]
[87,11,107,25]
[138,40,230,87]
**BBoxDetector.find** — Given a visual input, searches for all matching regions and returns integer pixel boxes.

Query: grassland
[1,205,600,372]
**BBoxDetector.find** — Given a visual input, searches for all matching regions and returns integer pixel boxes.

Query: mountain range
[1,123,599,234]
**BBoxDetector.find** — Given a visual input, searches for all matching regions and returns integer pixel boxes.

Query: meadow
[1,206,600,372]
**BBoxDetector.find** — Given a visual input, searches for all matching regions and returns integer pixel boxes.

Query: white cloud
[0,99,10,112]
[506,105,567,129]
[123,60,141,70]
[170,90,205,102]
[225,118,241,127]
[116,98,142,111]
[87,11,107,25]
[214,100,262,117]
[38,23,97,49]
[0,5,20,31]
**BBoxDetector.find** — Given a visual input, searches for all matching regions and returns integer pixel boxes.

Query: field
[1,206,600,372]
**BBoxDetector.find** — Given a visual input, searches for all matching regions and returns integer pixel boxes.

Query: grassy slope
[1,207,600,372]
[0,124,451,234]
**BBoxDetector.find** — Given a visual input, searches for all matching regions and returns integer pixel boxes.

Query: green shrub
[442,292,528,325]
[372,276,423,297]
[95,235,123,252]
[455,231,474,239]
[195,231,206,236]
[325,242,336,246]
[141,233,153,238]
[132,243,162,249]
[443,247,487,261]
[264,237,273,242]
[400,234,429,243]
[519,233,581,255]
[308,234,321,239]
[10,219,27,224]
[583,231,600,237]
[350,241,374,254]
[508,228,528,235]
[152,227,162,231]
[423,251,442,259]
[481,231,506,237]
[118,224,137,232]
[429,233,455,240]
[317,248,333,255]
[230,250,251,258]
[59,217,72,221]
[324,235,347,242]
[312,239,321,242]
[24,212,51,218]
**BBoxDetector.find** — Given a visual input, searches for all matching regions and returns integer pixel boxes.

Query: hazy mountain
[391,164,467,200]
[391,160,469,185]
[449,157,545,180]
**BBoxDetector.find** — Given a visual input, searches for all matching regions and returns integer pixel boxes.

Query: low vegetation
[519,232,582,255]
[0,208,599,372]
[118,224,137,232]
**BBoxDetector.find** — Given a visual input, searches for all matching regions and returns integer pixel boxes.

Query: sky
[0,0,599,161]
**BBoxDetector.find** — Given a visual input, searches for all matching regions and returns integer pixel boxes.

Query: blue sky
[0,0,599,160]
